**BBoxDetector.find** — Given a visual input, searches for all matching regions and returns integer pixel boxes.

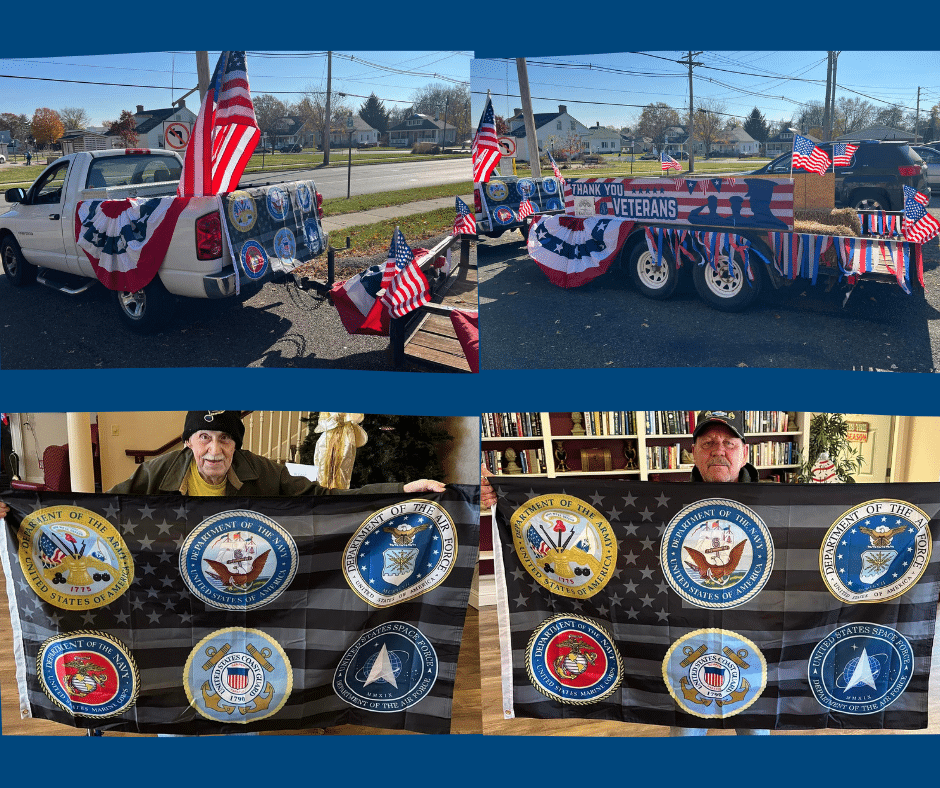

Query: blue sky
[0,50,471,126]
[471,52,940,130]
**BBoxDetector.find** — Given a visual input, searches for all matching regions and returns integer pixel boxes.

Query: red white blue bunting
[528,215,634,288]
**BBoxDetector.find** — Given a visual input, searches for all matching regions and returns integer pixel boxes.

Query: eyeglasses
[696,438,744,452]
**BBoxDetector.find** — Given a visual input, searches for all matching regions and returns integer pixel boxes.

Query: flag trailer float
[474,175,566,241]
[526,175,933,312]
[0,148,329,332]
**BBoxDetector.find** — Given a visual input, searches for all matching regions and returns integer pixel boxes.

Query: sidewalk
[321,195,470,233]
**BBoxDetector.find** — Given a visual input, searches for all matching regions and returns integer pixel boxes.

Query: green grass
[244,150,468,174]
[323,181,472,217]
[334,207,455,259]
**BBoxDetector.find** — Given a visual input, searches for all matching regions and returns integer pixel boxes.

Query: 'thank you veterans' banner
[1,488,478,734]
[492,477,940,730]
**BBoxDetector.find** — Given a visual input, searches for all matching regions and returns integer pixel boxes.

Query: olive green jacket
[108,448,405,497]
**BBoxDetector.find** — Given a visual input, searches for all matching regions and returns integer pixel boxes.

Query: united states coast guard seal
[661,498,773,609]
[526,614,622,704]
[820,499,931,603]
[511,494,617,599]
[662,629,767,719]
[180,510,298,610]
[343,499,457,607]
[808,623,913,714]
[184,628,292,723]
[38,631,139,718]
[18,505,134,610]
[333,621,438,712]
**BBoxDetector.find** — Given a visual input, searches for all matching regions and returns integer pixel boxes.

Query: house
[132,102,197,150]
[836,125,917,142]
[505,104,590,161]
[581,123,621,155]
[388,113,456,148]
[327,115,379,148]
[766,128,821,158]
[57,128,120,154]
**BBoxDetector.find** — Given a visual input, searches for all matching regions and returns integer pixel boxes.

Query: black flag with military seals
[1,487,478,734]
[492,476,940,730]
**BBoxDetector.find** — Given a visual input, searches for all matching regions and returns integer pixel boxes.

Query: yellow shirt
[186,461,227,496]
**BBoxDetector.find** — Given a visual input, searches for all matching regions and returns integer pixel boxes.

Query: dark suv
[749,140,929,211]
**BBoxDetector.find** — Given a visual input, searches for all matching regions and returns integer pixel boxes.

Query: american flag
[518,199,534,220]
[902,185,940,243]
[472,96,501,183]
[177,51,260,198]
[661,152,681,172]
[832,143,858,167]
[548,151,565,184]
[381,229,431,318]
[792,134,831,175]
[453,196,476,235]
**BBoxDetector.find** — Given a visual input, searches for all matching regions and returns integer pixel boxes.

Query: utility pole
[680,51,703,173]
[196,51,210,100]
[324,51,332,166]
[915,86,922,142]
[829,52,840,139]
[822,52,833,140]
[516,58,542,177]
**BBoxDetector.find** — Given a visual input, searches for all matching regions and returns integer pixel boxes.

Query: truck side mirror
[4,188,25,203]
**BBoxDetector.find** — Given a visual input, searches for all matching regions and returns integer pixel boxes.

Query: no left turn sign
[164,122,191,150]
[497,136,516,157]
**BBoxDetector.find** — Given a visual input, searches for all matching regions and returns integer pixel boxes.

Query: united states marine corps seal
[661,498,773,609]
[344,499,456,607]
[180,510,298,611]
[184,628,292,723]
[808,623,913,714]
[662,629,766,719]
[17,505,133,610]
[38,631,139,718]
[333,621,438,712]
[227,190,257,232]
[510,494,616,598]
[525,615,622,704]
[820,499,932,603]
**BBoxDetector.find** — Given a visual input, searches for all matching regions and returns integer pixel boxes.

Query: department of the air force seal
[545,198,563,211]
[485,181,509,201]
[820,499,931,603]
[525,615,622,704]
[303,218,323,255]
[663,629,766,719]
[17,506,133,610]
[808,623,913,714]
[333,621,437,712]
[180,510,298,611]
[273,227,296,264]
[227,190,257,232]
[239,240,269,279]
[510,494,616,599]
[37,631,139,718]
[265,185,290,221]
[344,499,457,607]
[184,627,292,723]
[542,178,558,194]
[661,498,773,609]
[493,206,516,225]
[294,182,314,213]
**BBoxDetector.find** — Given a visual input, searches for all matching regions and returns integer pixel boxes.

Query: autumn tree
[636,102,681,150]
[104,110,138,148]
[359,93,389,134]
[252,94,288,147]
[296,91,352,148]
[691,99,727,156]
[59,106,90,131]
[30,107,64,147]
[0,112,30,145]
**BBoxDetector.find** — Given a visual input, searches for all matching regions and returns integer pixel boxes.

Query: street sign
[497,136,517,158]
[163,121,192,151]
[347,115,355,130]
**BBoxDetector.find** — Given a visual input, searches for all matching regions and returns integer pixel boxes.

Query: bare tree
[835,97,875,136]
[252,94,288,147]
[692,98,727,156]
[409,83,471,141]
[875,105,909,132]
[797,101,828,137]
[297,90,353,148]
[636,102,681,150]
[59,106,90,131]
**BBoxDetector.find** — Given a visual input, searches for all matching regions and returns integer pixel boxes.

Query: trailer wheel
[850,189,891,212]
[113,276,176,333]
[1,236,37,286]
[626,241,679,300]
[692,251,762,312]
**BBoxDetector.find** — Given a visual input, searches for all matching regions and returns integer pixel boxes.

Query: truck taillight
[473,189,481,212]
[899,165,920,177]
[316,191,324,218]
[196,211,223,260]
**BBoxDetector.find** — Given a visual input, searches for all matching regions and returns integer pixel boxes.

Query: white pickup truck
[0,148,325,331]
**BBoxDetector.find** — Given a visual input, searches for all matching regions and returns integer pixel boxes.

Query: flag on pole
[547,151,565,184]
[453,196,476,235]
[177,51,260,198]
[832,143,858,166]
[472,95,501,183]
[517,199,535,220]
[660,152,681,172]
[792,134,831,175]
[381,229,431,318]
[903,185,940,243]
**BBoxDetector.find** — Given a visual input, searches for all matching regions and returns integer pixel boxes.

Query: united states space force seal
[820,499,932,603]
[510,494,616,599]
[38,631,139,718]
[661,498,773,608]
[180,510,298,610]
[663,629,766,718]
[184,627,292,723]
[333,621,437,712]
[344,499,456,607]
[17,505,134,610]
[808,623,913,714]
[526,614,622,704]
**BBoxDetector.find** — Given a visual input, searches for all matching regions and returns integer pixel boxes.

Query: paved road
[479,222,940,373]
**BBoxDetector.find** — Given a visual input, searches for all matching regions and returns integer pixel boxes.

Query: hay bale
[793,207,861,237]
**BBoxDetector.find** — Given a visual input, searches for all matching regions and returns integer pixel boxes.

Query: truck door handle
[49,214,59,220]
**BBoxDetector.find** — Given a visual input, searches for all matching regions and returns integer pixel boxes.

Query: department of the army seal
[333,621,438,712]
[808,623,913,714]
[239,240,269,279]
[265,185,290,221]
[343,499,457,607]
[663,629,767,719]
[180,510,298,611]
[661,498,774,609]
[17,505,134,610]
[485,181,509,201]
[227,190,257,232]
[38,631,139,718]
[184,627,292,723]
[820,499,932,603]
[510,494,617,599]
[526,614,622,704]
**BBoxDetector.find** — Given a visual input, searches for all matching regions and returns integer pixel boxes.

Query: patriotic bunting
[527,215,634,288]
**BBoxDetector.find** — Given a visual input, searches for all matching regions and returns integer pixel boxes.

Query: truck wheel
[113,277,176,333]
[1,237,37,286]
[851,189,891,212]
[626,241,678,300]
[692,252,762,312]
